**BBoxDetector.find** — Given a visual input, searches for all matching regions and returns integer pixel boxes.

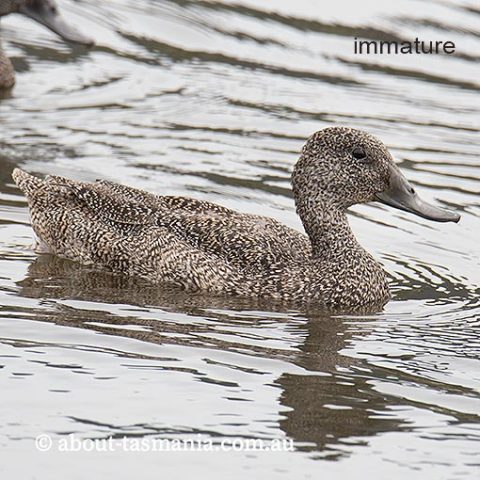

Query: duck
[12,127,460,310]
[0,0,93,89]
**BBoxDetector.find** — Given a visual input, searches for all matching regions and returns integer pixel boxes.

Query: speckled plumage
[13,127,426,309]
[0,39,14,88]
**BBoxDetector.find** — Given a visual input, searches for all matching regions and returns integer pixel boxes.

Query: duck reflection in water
[17,254,407,458]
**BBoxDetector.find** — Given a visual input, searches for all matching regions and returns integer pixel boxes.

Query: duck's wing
[156,209,311,273]
[12,169,247,294]
[94,179,234,214]
[13,170,310,278]
[43,176,239,226]
[43,175,156,225]
[69,178,311,270]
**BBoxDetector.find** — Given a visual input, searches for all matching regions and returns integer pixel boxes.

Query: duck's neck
[0,36,15,89]
[295,196,362,259]
[296,196,390,308]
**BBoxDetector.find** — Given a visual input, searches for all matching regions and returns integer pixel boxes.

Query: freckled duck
[12,127,460,309]
[0,0,93,89]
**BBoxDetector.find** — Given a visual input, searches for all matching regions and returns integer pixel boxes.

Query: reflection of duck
[16,254,407,456]
[278,318,406,458]
[12,127,460,309]
[0,0,93,89]
[16,254,310,358]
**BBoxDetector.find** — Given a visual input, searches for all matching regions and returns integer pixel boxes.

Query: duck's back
[12,169,310,295]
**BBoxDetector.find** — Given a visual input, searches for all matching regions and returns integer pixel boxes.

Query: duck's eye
[352,147,367,161]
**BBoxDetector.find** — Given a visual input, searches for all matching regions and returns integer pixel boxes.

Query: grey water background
[0,0,479,478]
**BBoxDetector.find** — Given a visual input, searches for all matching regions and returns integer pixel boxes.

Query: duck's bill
[19,1,93,46]
[375,167,460,223]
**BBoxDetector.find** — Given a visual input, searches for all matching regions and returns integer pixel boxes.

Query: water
[0,0,479,478]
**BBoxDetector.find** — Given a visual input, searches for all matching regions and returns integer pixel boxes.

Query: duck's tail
[12,168,44,198]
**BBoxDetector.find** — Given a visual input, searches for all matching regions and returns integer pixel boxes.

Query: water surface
[0,0,479,478]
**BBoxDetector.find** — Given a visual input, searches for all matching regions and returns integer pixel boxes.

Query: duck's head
[0,0,93,46]
[293,126,460,223]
